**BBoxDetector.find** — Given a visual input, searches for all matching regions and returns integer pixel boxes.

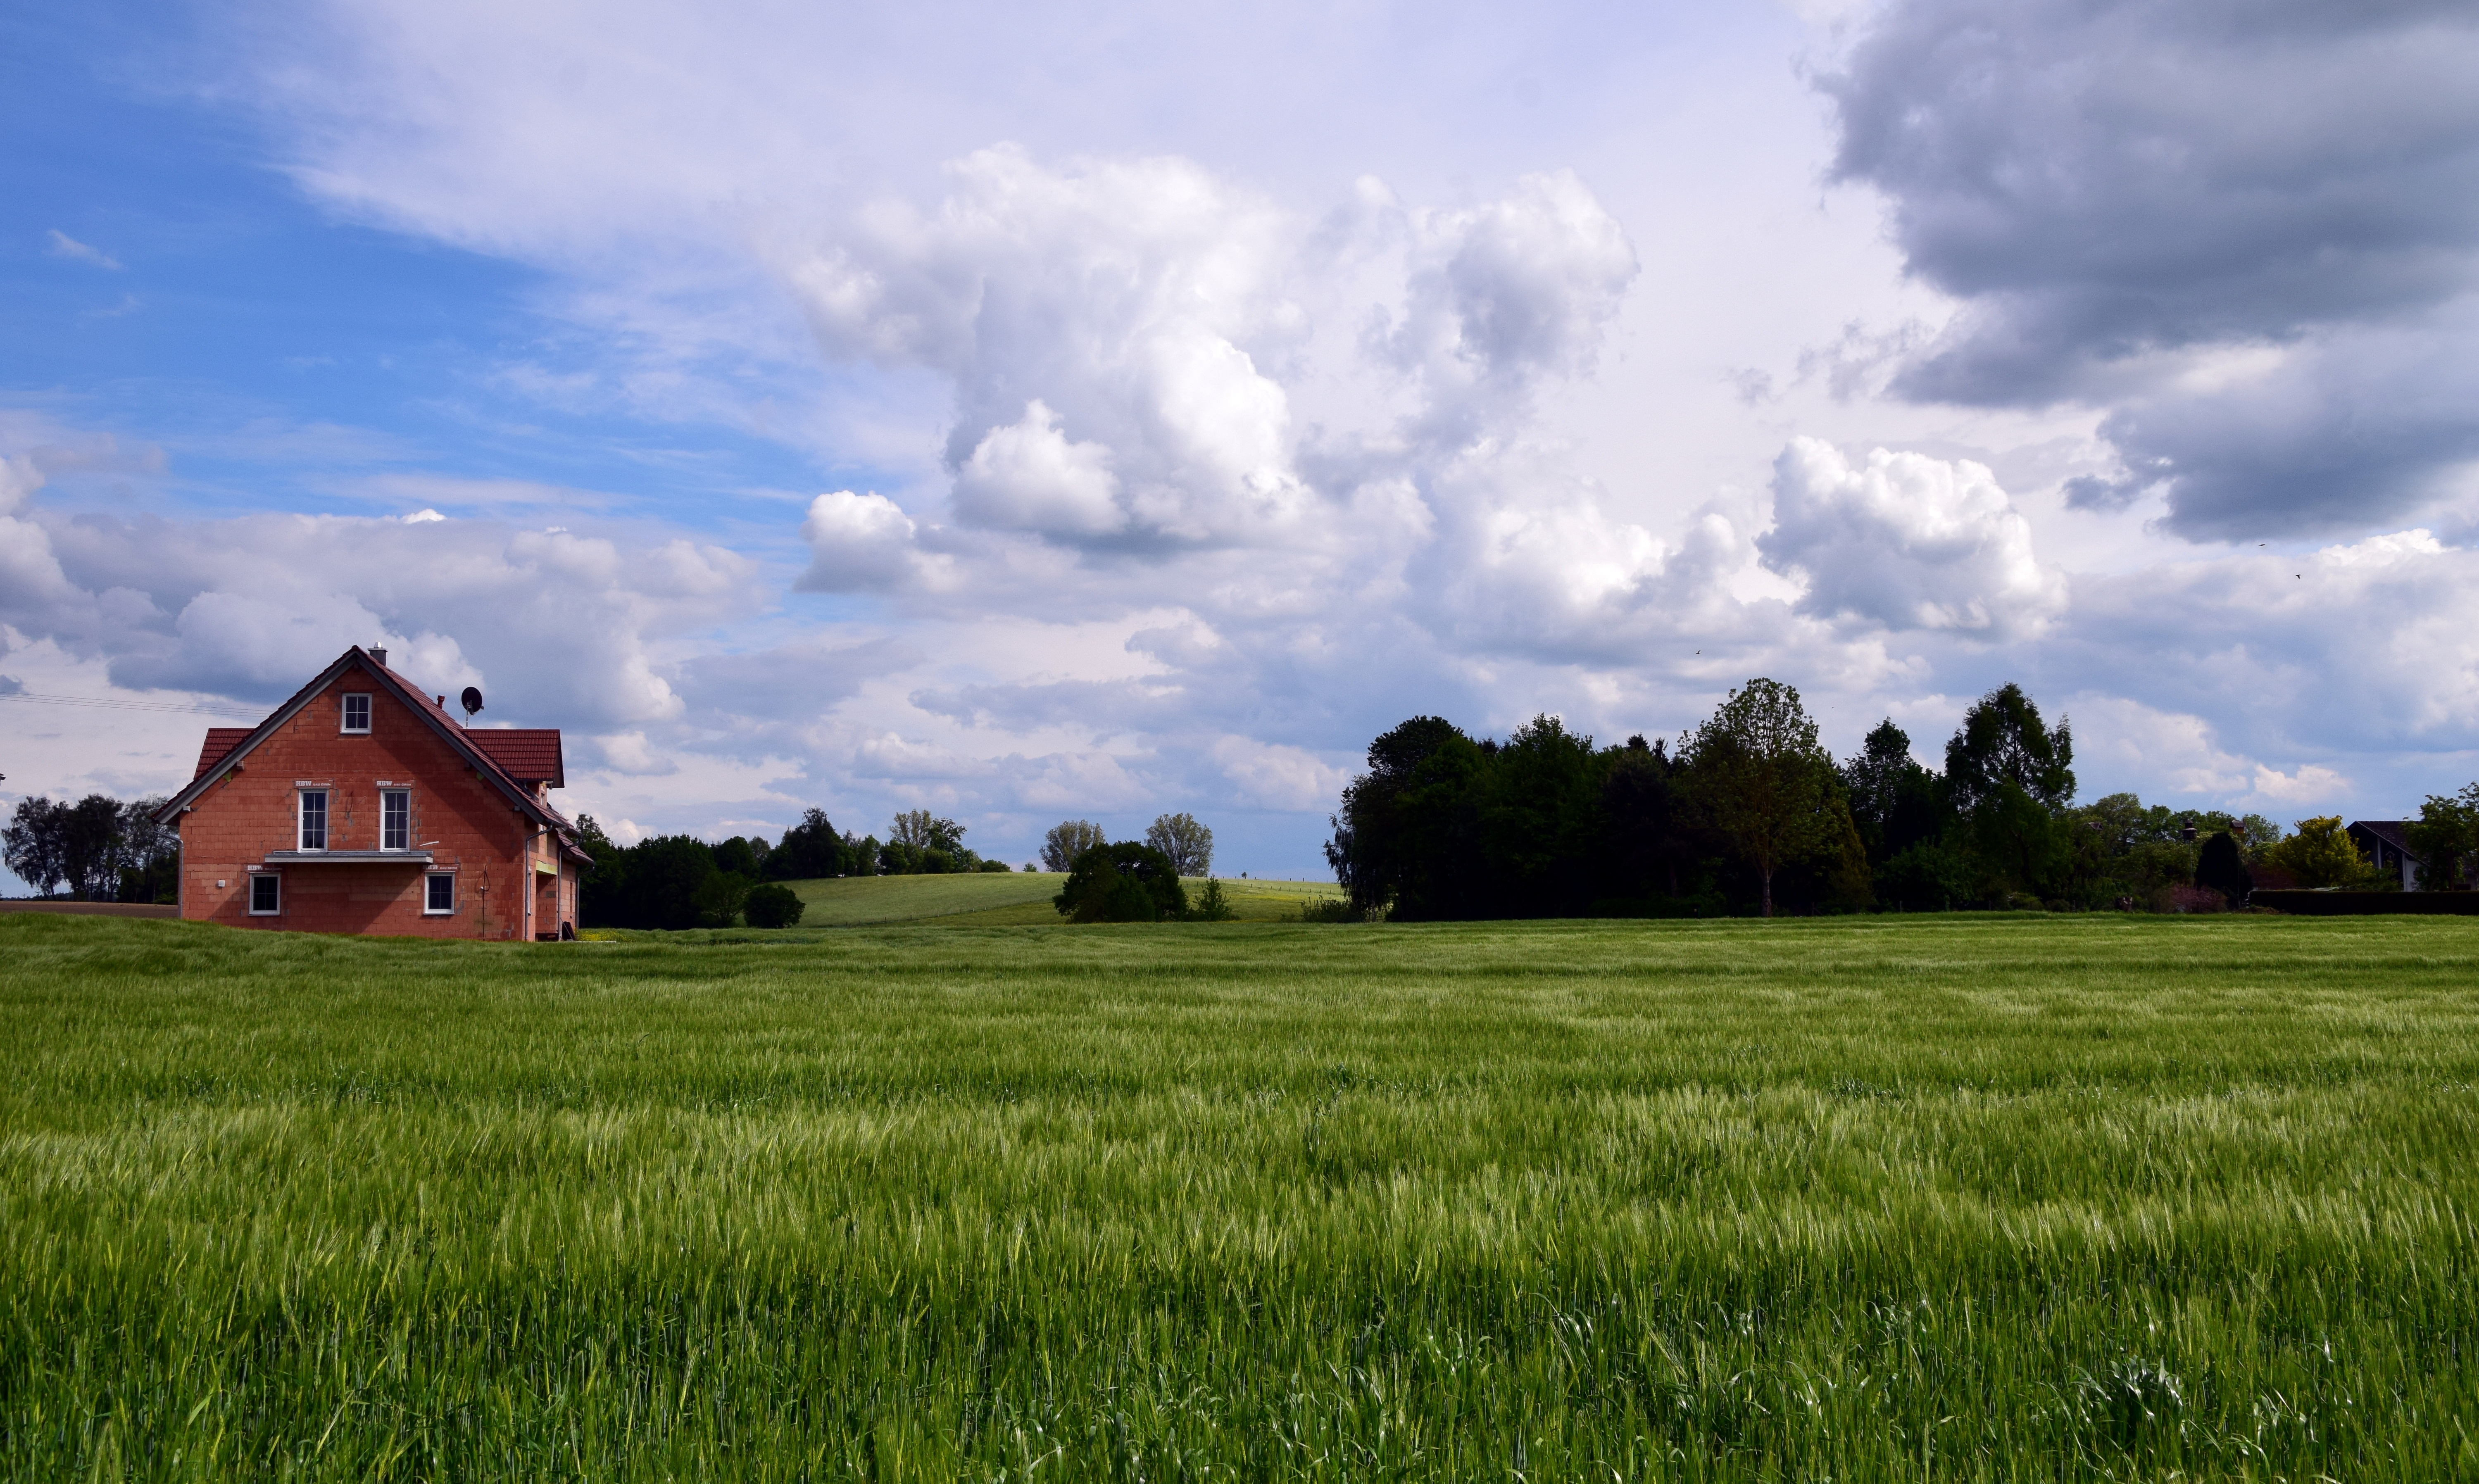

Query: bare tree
[1039,820,1107,873]
[1144,812,1213,878]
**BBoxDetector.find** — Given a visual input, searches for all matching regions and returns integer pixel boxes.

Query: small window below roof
[249,873,281,915]
[341,693,371,733]
[424,872,456,915]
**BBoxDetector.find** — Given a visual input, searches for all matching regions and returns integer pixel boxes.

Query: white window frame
[340,692,372,734]
[380,789,411,852]
[297,789,328,852]
[248,871,281,916]
[424,871,457,915]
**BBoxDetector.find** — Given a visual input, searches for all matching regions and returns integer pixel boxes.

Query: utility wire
[0,690,262,720]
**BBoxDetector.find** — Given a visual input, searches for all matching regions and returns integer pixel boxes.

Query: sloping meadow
[2,913,2475,1479]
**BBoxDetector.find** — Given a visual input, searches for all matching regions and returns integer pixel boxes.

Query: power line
[0,690,263,720]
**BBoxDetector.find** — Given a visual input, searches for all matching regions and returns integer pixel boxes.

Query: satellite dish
[460,686,484,719]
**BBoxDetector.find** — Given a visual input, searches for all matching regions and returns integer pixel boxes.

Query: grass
[3,910,2477,1480]
[783,873,1343,927]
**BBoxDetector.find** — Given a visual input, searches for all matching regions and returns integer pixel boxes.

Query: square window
[381,790,410,851]
[425,873,455,914]
[341,693,371,733]
[249,874,281,914]
[298,790,327,851]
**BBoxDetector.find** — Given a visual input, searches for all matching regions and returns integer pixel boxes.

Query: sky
[5,0,2479,884]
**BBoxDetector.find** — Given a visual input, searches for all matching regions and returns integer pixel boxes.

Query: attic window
[341,693,371,734]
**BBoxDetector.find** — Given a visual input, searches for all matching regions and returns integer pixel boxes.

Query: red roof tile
[195,728,253,779]
[466,729,565,787]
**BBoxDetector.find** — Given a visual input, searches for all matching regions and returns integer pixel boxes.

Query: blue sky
[5,0,2479,887]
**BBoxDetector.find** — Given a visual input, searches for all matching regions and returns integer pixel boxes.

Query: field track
[4,911,2477,1479]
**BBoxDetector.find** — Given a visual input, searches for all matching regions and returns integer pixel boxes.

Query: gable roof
[156,646,590,863]
[195,728,253,780]
[2348,820,2419,856]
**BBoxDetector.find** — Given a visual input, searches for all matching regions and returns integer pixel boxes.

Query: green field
[783,873,1344,927]
[5,912,2477,1480]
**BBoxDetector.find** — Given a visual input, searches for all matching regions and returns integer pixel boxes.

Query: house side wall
[174,662,552,939]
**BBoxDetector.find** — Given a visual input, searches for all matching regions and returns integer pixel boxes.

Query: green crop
[3,911,2475,1479]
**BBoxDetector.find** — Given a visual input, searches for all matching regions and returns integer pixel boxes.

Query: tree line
[1325,678,2477,921]
[571,807,1225,930]
[2,794,179,902]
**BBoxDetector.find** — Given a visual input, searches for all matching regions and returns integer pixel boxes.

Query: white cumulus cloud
[1761,437,2066,639]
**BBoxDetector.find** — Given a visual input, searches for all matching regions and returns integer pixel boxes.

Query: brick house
[155,645,591,939]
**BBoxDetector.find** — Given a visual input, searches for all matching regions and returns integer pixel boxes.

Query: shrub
[742,883,805,929]
[1296,897,1368,923]
[1054,842,1186,923]
[1185,878,1235,921]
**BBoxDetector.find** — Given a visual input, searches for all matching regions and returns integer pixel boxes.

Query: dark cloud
[1823,0,2479,537]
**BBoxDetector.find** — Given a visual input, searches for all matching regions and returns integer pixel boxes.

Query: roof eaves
[154,649,371,823]
[362,664,569,830]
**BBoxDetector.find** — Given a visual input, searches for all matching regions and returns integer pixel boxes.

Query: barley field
[3,911,2476,1480]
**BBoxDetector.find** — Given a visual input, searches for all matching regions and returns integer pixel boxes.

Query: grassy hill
[783,871,1342,926]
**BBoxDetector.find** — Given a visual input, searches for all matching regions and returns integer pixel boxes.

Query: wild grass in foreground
[2,912,2477,1480]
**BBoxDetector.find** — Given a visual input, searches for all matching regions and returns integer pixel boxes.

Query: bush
[1296,897,1368,923]
[1185,878,1235,921]
[1054,842,1186,923]
[743,883,805,929]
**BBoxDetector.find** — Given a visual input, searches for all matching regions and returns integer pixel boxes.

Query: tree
[890,809,965,854]
[2257,815,2384,889]
[620,835,718,930]
[1053,842,1187,923]
[766,808,847,880]
[2195,830,2253,907]
[743,882,805,928]
[1842,721,1945,864]
[3,797,67,897]
[692,870,754,927]
[713,836,767,879]
[1678,679,1840,917]
[2406,784,2479,890]
[1144,813,1213,877]
[117,797,178,904]
[1186,878,1235,921]
[574,815,630,927]
[1603,737,1692,898]
[1945,684,2075,815]
[1326,716,1474,918]
[1040,820,1107,873]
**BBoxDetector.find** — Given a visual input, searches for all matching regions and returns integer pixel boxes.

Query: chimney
[370,646,389,668]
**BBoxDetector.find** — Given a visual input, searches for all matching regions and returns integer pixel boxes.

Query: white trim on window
[340,692,372,734]
[424,870,457,915]
[248,871,281,916]
[297,789,328,851]
[380,789,411,852]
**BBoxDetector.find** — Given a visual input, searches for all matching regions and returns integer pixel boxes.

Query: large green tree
[1678,679,1840,918]
[1053,842,1187,923]
[1945,684,2075,814]
[1841,720,1945,865]
[2406,784,2479,890]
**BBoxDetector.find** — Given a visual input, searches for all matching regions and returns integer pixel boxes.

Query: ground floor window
[425,872,456,914]
[249,873,281,915]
